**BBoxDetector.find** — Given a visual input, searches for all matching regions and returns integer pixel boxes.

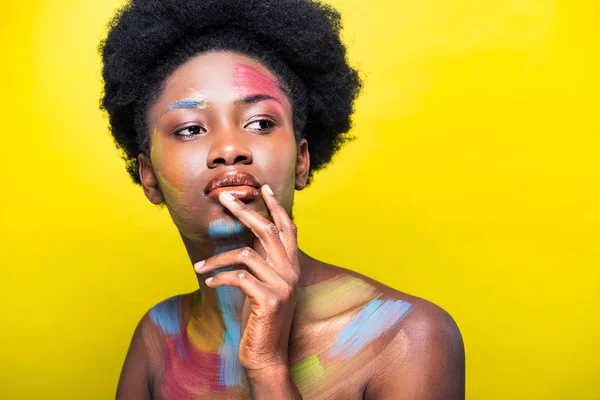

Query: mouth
[207,185,260,202]
[204,171,261,203]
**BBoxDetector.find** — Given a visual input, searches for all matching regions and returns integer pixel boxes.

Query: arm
[116,313,153,400]
[365,301,465,400]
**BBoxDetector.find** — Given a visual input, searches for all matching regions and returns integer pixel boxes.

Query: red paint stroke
[162,326,224,399]
[232,63,287,115]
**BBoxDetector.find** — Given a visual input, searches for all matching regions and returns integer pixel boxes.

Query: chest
[149,321,373,400]
[146,279,411,399]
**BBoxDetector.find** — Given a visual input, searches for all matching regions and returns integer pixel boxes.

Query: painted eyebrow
[162,99,208,115]
[234,94,282,106]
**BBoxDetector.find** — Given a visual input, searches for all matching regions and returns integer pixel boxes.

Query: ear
[138,153,164,205]
[295,138,310,190]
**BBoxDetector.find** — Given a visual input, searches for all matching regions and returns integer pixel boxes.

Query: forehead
[158,51,288,102]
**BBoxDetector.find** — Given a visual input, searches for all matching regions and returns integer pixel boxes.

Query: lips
[204,171,261,202]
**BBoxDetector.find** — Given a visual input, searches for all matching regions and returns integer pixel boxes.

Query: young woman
[100,0,465,398]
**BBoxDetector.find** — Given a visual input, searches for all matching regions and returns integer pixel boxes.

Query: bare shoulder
[360,269,463,345]
[313,263,465,399]
[318,263,462,337]
[367,300,465,399]
[116,308,155,398]
[116,292,195,399]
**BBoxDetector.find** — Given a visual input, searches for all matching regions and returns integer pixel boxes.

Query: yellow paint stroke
[291,355,325,396]
[295,275,381,320]
[186,292,223,353]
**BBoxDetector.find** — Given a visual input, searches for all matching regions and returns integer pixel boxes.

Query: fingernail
[205,277,213,284]
[219,192,235,203]
[194,260,205,271]
[263,184,274,196]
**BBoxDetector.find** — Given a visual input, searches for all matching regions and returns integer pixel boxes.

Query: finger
[205,270,268,303]
[194,246,287,285]
[260,185,299,269]
[218,192,288,265]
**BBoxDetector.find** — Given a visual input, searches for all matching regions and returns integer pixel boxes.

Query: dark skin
[116,51,465,399]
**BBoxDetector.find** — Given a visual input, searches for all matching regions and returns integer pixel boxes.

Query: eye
[246,119,276,132]
[173,125,204,139]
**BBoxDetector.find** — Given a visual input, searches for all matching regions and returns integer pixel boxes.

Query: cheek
[253,137,298,205]
[151,136,206,207]
[254,137,297,176]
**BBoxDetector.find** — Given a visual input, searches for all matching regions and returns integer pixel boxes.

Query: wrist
[246,364,302,399]
[245,362,290,383]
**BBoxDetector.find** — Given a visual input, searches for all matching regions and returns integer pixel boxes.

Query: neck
[182,232,252,321]
[180,224,317,325]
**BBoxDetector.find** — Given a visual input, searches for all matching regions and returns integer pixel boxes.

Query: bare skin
[116,51,465,399]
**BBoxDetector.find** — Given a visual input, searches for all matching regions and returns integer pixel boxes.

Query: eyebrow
[161,94,282,116]
[234,94,282,106]
[161,99,208,115]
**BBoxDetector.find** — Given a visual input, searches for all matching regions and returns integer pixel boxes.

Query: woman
[100,0,465,398]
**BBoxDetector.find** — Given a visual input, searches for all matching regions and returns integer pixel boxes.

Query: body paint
[208,219,244,241]
[330,299,413,359]
[151,273,413,397]
[150,125,200,230]
[295,275,381,320]
[287,277,413,398]
[232,63,288,117]
[150,295,183,336]
[290,355,326,396]
[186,291,223,353]
[150,92,209,237]
[162,326,223,398]
[150,295,223,397]
[162,98,208,115]
[208,218,247,388]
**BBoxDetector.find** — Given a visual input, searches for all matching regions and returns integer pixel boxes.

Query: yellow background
[1,0,598,398]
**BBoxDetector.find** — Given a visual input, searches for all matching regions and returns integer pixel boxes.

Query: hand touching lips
[194,184,301,380]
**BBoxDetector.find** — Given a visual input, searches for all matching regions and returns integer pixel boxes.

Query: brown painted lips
[204,170,261,202]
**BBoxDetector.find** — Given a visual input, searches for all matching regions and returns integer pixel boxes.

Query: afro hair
[99,0,362,185]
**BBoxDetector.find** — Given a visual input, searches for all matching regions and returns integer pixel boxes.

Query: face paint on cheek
[154,169,198,228]
[150,125,206,229]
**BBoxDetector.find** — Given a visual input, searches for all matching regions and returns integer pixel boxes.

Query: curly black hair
[99,0,362,185]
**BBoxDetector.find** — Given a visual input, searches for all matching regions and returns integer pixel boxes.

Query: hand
[194,184,300,378]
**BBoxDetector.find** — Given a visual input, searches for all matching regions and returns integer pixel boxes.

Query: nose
[206,130,253,168]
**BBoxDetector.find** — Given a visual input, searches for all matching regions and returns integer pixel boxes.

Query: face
[138,51,310,241]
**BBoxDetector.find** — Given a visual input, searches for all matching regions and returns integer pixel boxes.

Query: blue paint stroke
[149,295,183,336]
[206,222,247,387]
[216,266,246,387]
[150,296,186,358]
[208,218,244,241]
[213,243,245,255]
[162,99,207,114]
[207,218,248,386]
[331,299,413,359]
